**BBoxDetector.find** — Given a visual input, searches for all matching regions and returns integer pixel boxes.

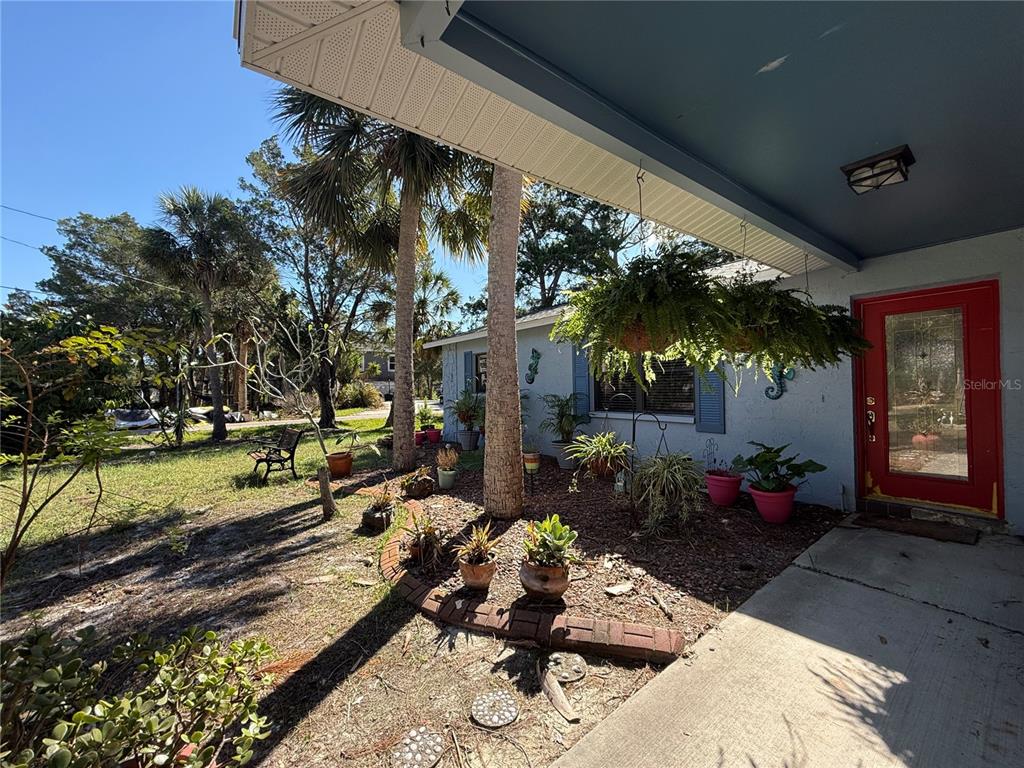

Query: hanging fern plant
[552,254,869,385]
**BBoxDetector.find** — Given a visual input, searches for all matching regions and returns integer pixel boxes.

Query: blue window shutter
[463,351,475,392]
[695,369,726,434]
[572,345,591,415]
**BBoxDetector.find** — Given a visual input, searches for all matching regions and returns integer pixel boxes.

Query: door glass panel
[885,308,968,479]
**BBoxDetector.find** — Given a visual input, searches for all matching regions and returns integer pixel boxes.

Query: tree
[484,166,526,519]
[140,188,267,442]
[240,138,396,429]
[273,88,487,471]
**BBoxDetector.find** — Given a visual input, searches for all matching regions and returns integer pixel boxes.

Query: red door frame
[853,279,1003,518]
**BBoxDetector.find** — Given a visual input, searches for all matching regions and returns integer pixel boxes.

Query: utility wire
[1,235,186,295]
[1,284,57,297]
[1,204,60,223]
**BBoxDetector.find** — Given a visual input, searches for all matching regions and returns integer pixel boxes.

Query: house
[360,350,396,398]
[235,0,1023,536]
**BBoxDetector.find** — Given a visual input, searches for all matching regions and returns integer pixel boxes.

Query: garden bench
[248,428,304,481]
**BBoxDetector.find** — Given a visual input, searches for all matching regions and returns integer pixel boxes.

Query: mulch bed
[405,458,843,647]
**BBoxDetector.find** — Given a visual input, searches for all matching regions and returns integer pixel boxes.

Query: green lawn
[1,416,390,552]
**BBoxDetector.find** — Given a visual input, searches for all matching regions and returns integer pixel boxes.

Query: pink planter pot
[425,428,442,444]
[749,485,797,524]
[415,431,426,446]
[705,472,742,506]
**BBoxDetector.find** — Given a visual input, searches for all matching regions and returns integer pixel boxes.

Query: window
[592,361,695,416]
[475,353,487,392]
[387,355,396,372]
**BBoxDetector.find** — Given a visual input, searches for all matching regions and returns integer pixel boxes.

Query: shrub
[0,627,272,768]
[631,453,706,532]
[523,514,579,568]
[416,404,436,429]
[336,382,384,410]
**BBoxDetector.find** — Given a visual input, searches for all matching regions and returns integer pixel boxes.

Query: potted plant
[910,406,941,449]
[456,522,498,591]
[447,386,482,451]
[520,514,578,600]
[703,440,743,507]
[564,431,632,480]
[326,430,380,479]
[631,452,706,532]
[401,465,435,499]
[418,404,442,443]
[539,393,589,469]
[362,482,396,532]
[522,435,541,473]
[732,442,826,524]
[402,513,444,565]
[436,444,459,490]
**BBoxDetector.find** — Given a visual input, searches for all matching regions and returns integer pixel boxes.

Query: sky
[0,0,487,306]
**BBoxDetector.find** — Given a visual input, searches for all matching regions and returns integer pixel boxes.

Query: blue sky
[0,0,487,306]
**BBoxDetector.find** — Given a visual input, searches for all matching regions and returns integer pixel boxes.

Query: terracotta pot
[523,452,541,472]
[459,556,497,591]
[911,433,941,449]
[723,326,767,355]
[437,468,457,490]
[362,506,393,532]
[425,428,442,444]
[519,559,570,600]
[457,429,480,451]
[706,471,742,506]
[326,451,353,479]
[749,485,797,524]
[415,431,426,446]
[588,458,619,479]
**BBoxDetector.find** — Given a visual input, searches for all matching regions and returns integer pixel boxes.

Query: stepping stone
[545,652,587,683]
[470,690,519,728]
[391,727,443,768]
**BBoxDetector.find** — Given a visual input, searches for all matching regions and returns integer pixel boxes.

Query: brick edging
[362,489,682,663]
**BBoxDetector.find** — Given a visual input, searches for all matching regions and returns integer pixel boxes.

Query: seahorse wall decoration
[765,364,796,400]
[525,348,542,384]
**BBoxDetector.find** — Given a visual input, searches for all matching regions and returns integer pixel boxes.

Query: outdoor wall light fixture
[840,144,915,194]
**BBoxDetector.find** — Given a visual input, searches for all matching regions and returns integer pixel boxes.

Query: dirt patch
[408,459,842,646]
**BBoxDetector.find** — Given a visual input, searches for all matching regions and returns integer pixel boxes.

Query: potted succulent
[564,431,632,480]
[539,393,589,469]
[401,465,435,499]
[436,444,459,490]
[326,430,379,479]
[456,522,498,591]
[418,404,442,443]
[522,435,541,473]
[402,513,444,565]
[732,441,826,524]
[520,514,579,600]
[361,482,396,532]
[448,386,482,451]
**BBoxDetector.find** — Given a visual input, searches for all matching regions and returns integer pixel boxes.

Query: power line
[1,284,56,297]
[1,204,60,223]
[1,235,186,295]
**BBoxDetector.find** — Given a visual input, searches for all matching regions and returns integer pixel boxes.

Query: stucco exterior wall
[437,228,1023,530]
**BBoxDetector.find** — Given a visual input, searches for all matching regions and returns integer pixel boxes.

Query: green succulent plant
[522,514,579,568]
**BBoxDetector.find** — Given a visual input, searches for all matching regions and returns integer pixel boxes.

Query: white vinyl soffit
[238,0,828,275]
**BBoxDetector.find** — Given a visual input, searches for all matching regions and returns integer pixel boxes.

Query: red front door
[854,280,1003,517]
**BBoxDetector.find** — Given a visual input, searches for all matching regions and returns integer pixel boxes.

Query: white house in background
[235,1,1023,532]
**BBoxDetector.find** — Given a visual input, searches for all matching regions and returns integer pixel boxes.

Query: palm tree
[483,166,526,518]
[141,187,266,441]
[274,88,486,471]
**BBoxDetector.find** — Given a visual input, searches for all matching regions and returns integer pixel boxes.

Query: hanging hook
[636,163,648,257]
[739,219,748,260]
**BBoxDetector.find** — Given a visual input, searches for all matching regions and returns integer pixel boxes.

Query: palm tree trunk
[316,340,337,430]
[484,165,524,519]
[392,182,421,471]
[201,289,228,442]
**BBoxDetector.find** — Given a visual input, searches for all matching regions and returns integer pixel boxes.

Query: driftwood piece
[536,659,580,723]
[318,467,337,520]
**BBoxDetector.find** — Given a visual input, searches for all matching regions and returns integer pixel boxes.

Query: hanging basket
[613,318,670,355]
[722,326,767,355]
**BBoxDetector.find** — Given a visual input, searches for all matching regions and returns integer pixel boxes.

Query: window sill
[589,411,695,425]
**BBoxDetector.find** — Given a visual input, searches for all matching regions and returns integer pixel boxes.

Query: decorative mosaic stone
[546,652,587,683]
[470,690,519,728]
[391,726,443,768]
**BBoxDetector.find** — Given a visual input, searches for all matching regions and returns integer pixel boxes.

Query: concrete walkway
[554,526,1024,768]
